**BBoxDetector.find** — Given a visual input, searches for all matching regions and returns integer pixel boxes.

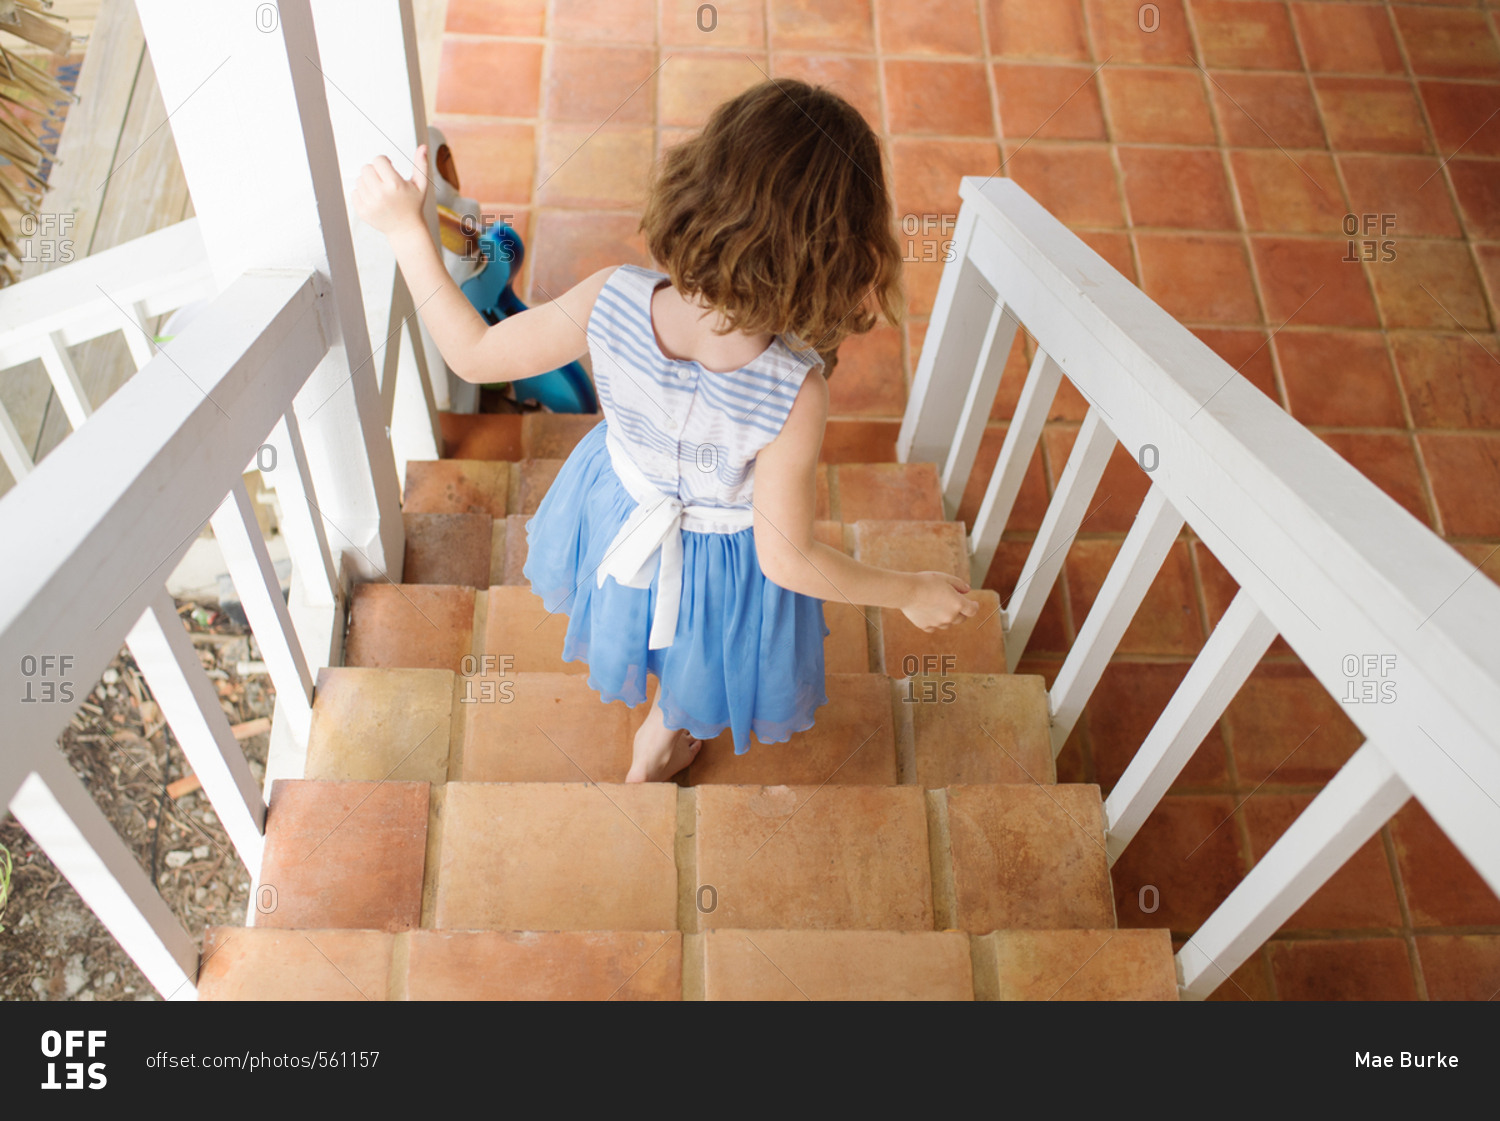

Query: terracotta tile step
[697,929,973,1000]
[972,929,1179,1000]
[437,413,903,465]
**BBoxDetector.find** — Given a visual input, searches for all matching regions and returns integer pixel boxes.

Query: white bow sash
[596,434,754,649]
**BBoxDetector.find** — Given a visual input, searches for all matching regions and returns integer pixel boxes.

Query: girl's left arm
[353,144,613,385]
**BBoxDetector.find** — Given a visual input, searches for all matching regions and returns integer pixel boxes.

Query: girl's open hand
[901,570,979,633]
[352,144,430,235]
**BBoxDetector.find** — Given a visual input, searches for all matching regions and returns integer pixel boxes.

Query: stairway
[198,413,1178,1000]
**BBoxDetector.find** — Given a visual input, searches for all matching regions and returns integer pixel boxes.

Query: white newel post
[134,0,405,582]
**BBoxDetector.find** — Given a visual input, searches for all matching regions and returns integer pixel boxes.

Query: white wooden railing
[903,175,1500,999]
[0,0,441,998]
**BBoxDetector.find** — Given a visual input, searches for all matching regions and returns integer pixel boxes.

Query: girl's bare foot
[627,693,703,782]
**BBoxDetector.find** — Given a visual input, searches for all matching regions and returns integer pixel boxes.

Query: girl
[354,79,976,784]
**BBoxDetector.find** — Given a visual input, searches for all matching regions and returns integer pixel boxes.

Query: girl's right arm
[752,371,978,631]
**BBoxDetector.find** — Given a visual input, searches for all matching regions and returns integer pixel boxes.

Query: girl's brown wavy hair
[641,79,904,373]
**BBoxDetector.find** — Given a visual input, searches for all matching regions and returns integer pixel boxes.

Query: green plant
[0,840,13,933]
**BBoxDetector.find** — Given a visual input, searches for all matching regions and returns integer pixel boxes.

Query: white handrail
[905,175,1500,996]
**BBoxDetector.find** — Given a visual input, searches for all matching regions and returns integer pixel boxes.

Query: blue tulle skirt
[522,420,830,753]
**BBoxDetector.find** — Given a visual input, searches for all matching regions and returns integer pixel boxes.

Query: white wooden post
[1048,485,1184,756]
[127,591,268,872]
[1177,742,1410,999]
[0,404,32,480]
[1004,407,1116,671]
[1104,591,1278,864]
[969,347,1063,588]
[38,332,93,429]
[134,0,406,582]
[10,757,199,1000]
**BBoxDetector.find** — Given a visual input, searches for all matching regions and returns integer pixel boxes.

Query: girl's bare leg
[626,688,703,782]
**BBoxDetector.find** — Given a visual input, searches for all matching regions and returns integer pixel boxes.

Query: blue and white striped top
[586,264,823,516]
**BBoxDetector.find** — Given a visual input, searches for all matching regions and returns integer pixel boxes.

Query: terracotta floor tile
[1083,0,1193,64]
[851,520,966,581]
[904,672,1054,787]
[992,63,1105,141]
[836,462,943,521]
[1231,150,1345,235]
[435,38,542,118]
[981,539,1071,654]
[512,457,564,514]
[436,782,677,929]
[306,667,454,784]
[1390,800,1500,927]
[946,783,1115,930]
[1136,232,1260,325]
[1318,431,1434,527]
[1370,239,1492,330]
[704,929,972,999]
[461,671,635,782]
[1292,2,1404,75]
[662,0,766,48]
[890,137,1000,218]
[1194,539,1297,660]
[980,928,1179,1000]
[199,928,393,1001]
[903,258,946,318]
[1316,77,1432,154]
[819,418,900,462]
[693,784,933,929]
[536,125,652,209]
[957,423,1050,532]
[1415,935,1500,1000]
[826,323,906,417]
[1066,539,1206,656]
[1394,7,1500,79]
[1446,159,1500,239]
[768,0,875,51]
[687,674,898,785]
[1479,244,1500,322]
[1421,80,1500,157]
[1419,432,1500,536]
[402,459,509,517]
[1101,68,1216,146]
[1243,796,1403,930]
[879,590,1005,675]
[1040,427,1151,533]
[658,51,770,129]
[552,0,655,42]
[1003,144,1123,228]
[1394,331,1500,428]
[521,412,600,459]
[528,211,650,299]
[1191,327,1282,404]
[439,412,523,460]
[1208,71,1327,150]
[402,512,493,588]
[484,584,584,673]
[1195,943,1277,1002]
[1340,154,1464,240]
[444,0,545,36]
[1120,147,1236,230]
[887,59,995,138]
[543,45,655,125]
[1268,938,1419,1000]
[1276,329,1405,427]
[1250,236,1380,327]
[770,53,881,127]
[427,118,535,205]
[1078,229,1139,284]
[343,584,476,673]
[987,0,1089,60]
[406,930,681,1000]
[1192,1,1300,70]
[257,779,428,931]
[1084,661,1231,793]
[1222,661,1364,785]
[880,0,982,55]
[824,601,873,674]
[1110,794,1247,932]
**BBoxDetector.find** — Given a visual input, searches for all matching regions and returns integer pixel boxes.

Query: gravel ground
[0,601,273,1001]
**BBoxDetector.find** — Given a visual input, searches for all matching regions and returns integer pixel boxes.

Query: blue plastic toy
[459,222,597,414]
